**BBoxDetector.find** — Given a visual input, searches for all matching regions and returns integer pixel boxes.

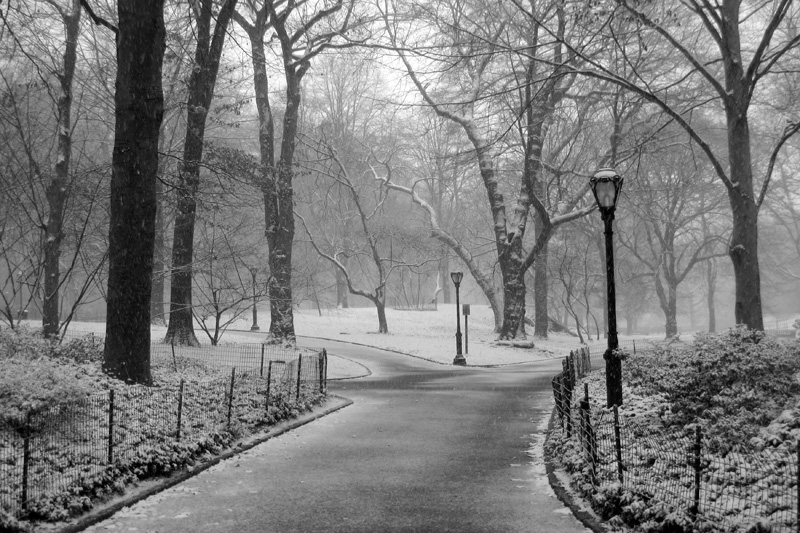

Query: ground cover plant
[546,327,800,533]
[0,328,326,531]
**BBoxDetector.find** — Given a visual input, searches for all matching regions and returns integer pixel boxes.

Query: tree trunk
[440,257,451,304]
[706,259,716,332]
[533,241,548,337]
[498,247,526,339]
[150,166,166,325]
[164,0,237,346]
[664,293,678,339]
[264,72,300,341]
[376,293,388,333]
[103,0,166,385]
[43,1,81,338]
[720,2,763,331]
[336,267,349,308]
[726,130,763,330]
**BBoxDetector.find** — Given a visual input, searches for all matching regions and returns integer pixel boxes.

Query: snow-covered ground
[62,303,661,367]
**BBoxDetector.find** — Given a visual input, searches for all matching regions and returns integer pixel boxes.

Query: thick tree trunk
[266,76,300,341]
[533,241,548,337]
[43,1,81,338]
[726,119,763,330]
[150,167,166,325]
[498,248,526,339]
[103,0,166,385]
[720,3,763,331]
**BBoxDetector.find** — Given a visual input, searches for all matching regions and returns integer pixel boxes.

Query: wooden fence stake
[613,404,623,484]
[580,384,598,485]
[108,389,115,463]
[227,367,236,428]
[176,380,184,442]
[691,426,702,517]
[21,421,30,511]
[265,361,273,412]
[296,355,303,402]
[319,350,326,394]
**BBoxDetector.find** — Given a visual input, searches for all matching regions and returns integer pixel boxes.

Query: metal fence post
[260,345,265,377]
[21,425,30,511]
[580,384,597,485]
[613,404,623,484]
[296,355,303,402]
[691,425,702,517]
[227,367,236,428]
[319,350,325,394]
[108,389,115,464]
[266,360,273,412]
[176,380,184,442]
[563,358,573,439]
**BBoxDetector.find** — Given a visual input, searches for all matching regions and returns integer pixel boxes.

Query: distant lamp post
[590,167,624,407]
[450,271,466,365]
[249,267,260,331]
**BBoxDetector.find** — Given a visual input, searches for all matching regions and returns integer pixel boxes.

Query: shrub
[0,329,90,434]
[626,327,800,449]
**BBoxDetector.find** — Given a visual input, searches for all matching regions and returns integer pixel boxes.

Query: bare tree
[617,133,729,337]
[234,0,359,343]
[553,0,800,330]
[382,0,595,339]
[299,140,404,333]
[162,0,239,346]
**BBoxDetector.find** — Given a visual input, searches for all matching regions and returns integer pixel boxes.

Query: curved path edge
[296,333,564,367]
[544,406,605,533]
[50,395,353,533]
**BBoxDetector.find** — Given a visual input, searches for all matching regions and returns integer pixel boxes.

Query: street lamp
[590,167,624,407]
[450,271,466,365]
[249,267,260,331]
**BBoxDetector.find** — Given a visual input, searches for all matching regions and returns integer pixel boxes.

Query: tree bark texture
[103,0,166,385]
[43,0,81,337]
[150,163,166,325]
[164,0,237,346]
[264,73,300,341]
[718,0,764,331]
[706,259,717,333]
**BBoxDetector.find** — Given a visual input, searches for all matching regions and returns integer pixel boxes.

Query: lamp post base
[250,325,260,331]
[453,354,467,366]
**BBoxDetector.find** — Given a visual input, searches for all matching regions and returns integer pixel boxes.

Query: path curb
[544,406,606,533]
[49,395,353,533]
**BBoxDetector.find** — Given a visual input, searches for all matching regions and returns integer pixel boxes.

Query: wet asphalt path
[84,338,591,533]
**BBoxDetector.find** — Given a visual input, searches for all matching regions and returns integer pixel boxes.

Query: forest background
[1,0,799,384]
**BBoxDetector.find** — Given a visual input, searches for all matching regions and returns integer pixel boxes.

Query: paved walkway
[83,339,591,533]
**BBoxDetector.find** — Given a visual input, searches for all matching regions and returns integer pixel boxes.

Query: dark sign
[462,304,470,316]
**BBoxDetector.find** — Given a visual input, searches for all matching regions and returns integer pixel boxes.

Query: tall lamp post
[450,271,466,366]
[590,167,624,407]
[249,267,260,331]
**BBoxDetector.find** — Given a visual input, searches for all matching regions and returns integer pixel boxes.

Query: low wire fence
[550,346,798,532]
[1,333,328,520]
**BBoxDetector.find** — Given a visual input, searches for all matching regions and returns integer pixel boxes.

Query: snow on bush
[547,327,800,533]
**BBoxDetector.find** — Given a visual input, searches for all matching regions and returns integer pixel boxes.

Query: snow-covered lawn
[61,304,661,367]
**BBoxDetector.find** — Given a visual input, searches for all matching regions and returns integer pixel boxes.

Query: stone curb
[47,395,353,533]
[544,406,606,533]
